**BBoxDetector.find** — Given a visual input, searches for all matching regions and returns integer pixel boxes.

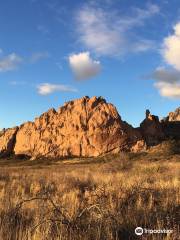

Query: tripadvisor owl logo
[135,227,143,236]
[135,227,173,236]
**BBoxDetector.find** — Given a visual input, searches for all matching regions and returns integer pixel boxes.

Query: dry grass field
[0,141,179,240]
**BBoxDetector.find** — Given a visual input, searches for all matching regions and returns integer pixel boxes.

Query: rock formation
[0,127,18,157]
[140,110,165,146]
[13,96,144,158]
[167,107,180,121]
[162,107,180,139]
[0,96,179,159]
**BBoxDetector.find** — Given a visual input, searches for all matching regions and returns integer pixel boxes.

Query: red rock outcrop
[13,96,143,158]
[0,127,18,157]
[140,110,165,146]
[168,107,180,121]
[162,107,180,139]
[1,97,178,159]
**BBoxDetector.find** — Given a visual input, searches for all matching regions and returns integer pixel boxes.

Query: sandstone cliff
[0,127,18,157]
[13,96,143,158]
[0,96,179,159]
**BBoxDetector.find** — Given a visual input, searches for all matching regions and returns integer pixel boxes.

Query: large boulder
[162,107,180,139]
[14,96,143,158]
[0,127,18,157]
[140,110,165,146]
[168,107,180,121]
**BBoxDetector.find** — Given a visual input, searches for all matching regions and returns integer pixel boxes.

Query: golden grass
[0,148,179,240]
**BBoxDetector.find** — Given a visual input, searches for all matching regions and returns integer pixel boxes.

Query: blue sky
[0,0,180,129]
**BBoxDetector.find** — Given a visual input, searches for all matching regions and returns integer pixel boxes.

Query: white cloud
[37,83,78,95]
[69,52,101,80]
[149,67,180,83]
[154,82,180,99]
[0,53,23,72]
[30,52,49,63]
[162,22,180,70]
[148,67,180,99]
[149,22,180,99]
[75,4,159,56]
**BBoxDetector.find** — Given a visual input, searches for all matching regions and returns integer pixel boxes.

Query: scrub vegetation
[0,141,179,240]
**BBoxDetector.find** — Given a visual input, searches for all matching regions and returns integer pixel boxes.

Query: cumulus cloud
[148,67,180,99]
[37,83,78,95]
[0,53,23,72]
[69,52,101,80]
[30,51,49,63]
[154,82,180,99]
[162,22,180,70]
[75,3,159,56]
[149,22,180,99]
[149,67,180,83]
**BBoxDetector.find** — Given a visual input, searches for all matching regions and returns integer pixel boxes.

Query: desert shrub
[0,207,34,240]
[0,173,10,182]
[168,140,180,154]
[65,173,97,194]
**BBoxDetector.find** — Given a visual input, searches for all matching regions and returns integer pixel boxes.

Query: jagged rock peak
[62,96,107,108]
[168,107,180,121]
[1,97,179,159]
[0,96,144,158]
[145,109,159,122]
[140,110,165,146]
